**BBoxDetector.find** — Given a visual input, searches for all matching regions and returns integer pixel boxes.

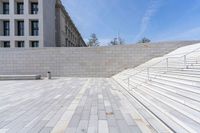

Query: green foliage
[138,37,151,43]
[87,33,99,47]
[110,37,125,45]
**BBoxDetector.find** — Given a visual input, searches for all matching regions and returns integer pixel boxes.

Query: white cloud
[135,0,163,41]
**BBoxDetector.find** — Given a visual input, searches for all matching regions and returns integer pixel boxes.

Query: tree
[110,36,125,46]
[138,37,151,43]
[118,37,125,45]
[87,33,99,47]
[110,38,118,45]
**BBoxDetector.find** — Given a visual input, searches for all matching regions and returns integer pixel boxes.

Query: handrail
[184,47,200,57]
[152,46,200,67]
[147,47,200,80]
[165,47,200,58]
[123,67,150,80]
[152,46,200,69]
[124,45,200,89]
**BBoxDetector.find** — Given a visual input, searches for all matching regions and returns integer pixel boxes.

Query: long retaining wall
[0,41,199,77]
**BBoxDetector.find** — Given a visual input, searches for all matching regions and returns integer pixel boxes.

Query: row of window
[65,38,76,47]
[2,2,38,15]
[0,41,39,48]
[65,26,78,44]
[3,20,39,36]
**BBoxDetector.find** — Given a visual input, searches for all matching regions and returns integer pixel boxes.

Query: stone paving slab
[0,78,151,133]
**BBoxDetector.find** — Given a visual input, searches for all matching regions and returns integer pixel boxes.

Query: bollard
[184,55,187,68]
[47,72,51,79]
[166,58,169,71]
[128,78,130,90]
[147,68,150,81]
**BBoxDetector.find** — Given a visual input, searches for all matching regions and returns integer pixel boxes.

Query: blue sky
[62,0,200,45]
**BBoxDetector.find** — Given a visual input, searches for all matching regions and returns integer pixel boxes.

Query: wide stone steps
[146,71,200,83]
[135,87,200,131]
[128,77,200,111]
[121,68,200,79]
[131,92,191,133]
[114,79,187,133]
[165,71,200,78]
[116,68,200,132]
[161,65,200,69]
[150,62,200,69]
[185,61,200,64]
[147,80,200,102]
[167,69,200,76]
[117,77,200,132]
[170,65,200,68]
[138,73,200,93]
[116,78,196,133]
[113,44,200,132]
[111,80,173,133]
[133,88,200,132]
[182,68,200,72]
[142,70,200,82]
[128,76,200,111]
[124,79,200,132]
[160,71,200,80]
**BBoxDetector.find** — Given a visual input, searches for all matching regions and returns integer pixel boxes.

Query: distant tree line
[87,33,151,47]
[109,37,125,45]
[138,37,151,43]
[87,33,99,47]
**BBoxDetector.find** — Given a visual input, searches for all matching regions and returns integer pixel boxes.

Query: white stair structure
[113,43,200,133]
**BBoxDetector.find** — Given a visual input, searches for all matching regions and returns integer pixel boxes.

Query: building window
[30,41,39,47]
[65,38,68,47]
[17,2,24,14]
[67,29,69,37]
[0,41,10,48]
[3,2,9,14]
[16,41,24,48]
[65,26,68,35]
[31,21,39,36]
[17,21,24,36]
[31,2,38,14]
[3,21,9,36]
[70,32,72,39]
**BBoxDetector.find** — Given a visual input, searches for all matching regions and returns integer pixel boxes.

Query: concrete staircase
[113,43,200,133]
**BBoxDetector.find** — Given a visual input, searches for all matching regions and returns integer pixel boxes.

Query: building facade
[0,0,86,48]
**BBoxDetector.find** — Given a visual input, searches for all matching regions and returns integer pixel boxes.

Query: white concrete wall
[0,41,198,77]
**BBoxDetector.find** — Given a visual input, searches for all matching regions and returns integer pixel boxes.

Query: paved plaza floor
[0,78,149,133]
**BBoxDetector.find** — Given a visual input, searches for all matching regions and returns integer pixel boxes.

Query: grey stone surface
[0,78,152,133]
[0,41,198,77]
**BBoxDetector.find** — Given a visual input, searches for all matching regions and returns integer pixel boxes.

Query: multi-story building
[0,0,86,48]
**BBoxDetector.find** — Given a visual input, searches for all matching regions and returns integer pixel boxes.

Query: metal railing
[124,46,200,90]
